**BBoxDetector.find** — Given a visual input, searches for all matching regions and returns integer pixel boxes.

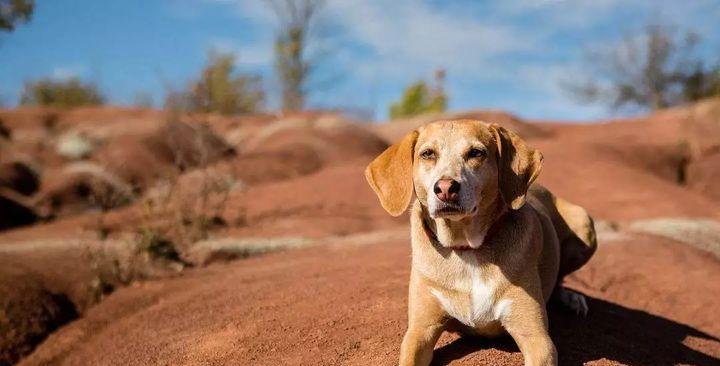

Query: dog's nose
[433,179,460,202]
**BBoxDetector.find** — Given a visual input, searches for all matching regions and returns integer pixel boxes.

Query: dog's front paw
[557,288,588,317]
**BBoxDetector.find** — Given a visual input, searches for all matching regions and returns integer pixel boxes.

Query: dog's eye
[420,149,436,160]
[466,148,487,159]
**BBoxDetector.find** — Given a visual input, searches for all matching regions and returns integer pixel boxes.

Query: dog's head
[365,120,543,219]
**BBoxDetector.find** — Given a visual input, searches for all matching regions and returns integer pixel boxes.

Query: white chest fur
[428,252,512,328]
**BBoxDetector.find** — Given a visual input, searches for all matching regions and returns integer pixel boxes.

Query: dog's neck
[424,195,505,249]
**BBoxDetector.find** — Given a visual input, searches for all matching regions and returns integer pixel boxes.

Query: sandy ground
[15,232,720,366]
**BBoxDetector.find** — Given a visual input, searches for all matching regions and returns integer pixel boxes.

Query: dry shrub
[20,78,104,108]
[164,51,264,115]
[134,116,240,263]
[83,116,240,302]
[84,166,233,301]
[83,236,186,305]
[138,169,237,256]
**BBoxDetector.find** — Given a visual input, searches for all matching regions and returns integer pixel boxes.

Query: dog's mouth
[431,203,475,219]
[449,244,475,251]
[436,205,463,214]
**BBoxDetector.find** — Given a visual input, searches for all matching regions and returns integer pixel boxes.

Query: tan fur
[365,130,419,216]
[491,123,544,210]
[365,120,596,366]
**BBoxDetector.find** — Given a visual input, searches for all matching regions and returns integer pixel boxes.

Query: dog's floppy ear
[364,130,419,216]
[490,124,543,210]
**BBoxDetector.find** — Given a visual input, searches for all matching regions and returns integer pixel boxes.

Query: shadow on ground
[432,295,719,366]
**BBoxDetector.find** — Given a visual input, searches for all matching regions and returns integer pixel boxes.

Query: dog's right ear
[490,124,543,210]
[364,130,419,216]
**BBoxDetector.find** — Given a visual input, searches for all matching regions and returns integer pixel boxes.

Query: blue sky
[1,0,719,121]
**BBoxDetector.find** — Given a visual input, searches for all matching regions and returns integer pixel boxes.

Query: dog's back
[528,184,597,280]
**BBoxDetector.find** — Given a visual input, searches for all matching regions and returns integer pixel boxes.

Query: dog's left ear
[490,124,543,210]
[364,130,419,216]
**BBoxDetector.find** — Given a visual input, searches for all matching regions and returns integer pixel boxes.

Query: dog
[365,120,597,366]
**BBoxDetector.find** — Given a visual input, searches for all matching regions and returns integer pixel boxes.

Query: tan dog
[365,120,597,366]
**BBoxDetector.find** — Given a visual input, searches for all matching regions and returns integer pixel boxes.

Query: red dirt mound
[232,144,324,185]
[34,164,134,218]
[373,110,551,142]
[0,161,39,196]
[71,119,236,198]
[685,97,720,155]
[90,120,236,193]
[92,136,175,192]
[688,151,720,202]
[3,105,720,366]
[0,117,10,139]
[591,141,690,184]
[14,233,720,366]
[225,164,403,238]
[0,109,58,132]
[532,116,720,220]
[243,118,389,165]
[0,107,164,133]
[143,120,236,170]
[0,266,77,366]
[222,118,388,187]
[623,98,720,200]
[0,191,38,230]
[451,110,551,138]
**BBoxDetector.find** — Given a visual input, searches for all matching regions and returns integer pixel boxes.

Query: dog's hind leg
[529,185,597,280]
[551,198,596,317]
[555,198,597,280]
[529,185,597,317]
[552,287,589,317]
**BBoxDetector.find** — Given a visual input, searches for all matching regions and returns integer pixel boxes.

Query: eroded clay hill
[1,100,720,365]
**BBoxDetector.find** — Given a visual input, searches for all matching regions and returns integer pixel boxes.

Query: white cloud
[206,37,273,65]
[209,0,276,24]
[51,65,86,80]
[217,0,537,78]
[196,0,720,120]
[326,0,535,75]
[502,63,609,120]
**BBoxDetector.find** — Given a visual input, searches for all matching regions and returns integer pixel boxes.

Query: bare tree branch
[266,0,327,112]
[563,23,719,112]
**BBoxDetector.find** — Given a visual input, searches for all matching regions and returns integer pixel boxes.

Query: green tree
[168,51,264,115]
[275,26,307,112]
[389,71,447,119]
[0,0,34,32]
[20,78,104,107]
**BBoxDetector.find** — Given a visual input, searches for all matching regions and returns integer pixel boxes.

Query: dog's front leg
[399,274,446,366]
[507,330,556,366]
[399,322,444,366]
[502,291,557,366]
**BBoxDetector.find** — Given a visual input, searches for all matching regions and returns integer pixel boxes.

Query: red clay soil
[0,191,38,230]
[0,267,77,366]
[688,151,720,202]
[225,164,404,238]
[0,161,39,196]
[532,117,720,221]
[15,233,720,366]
